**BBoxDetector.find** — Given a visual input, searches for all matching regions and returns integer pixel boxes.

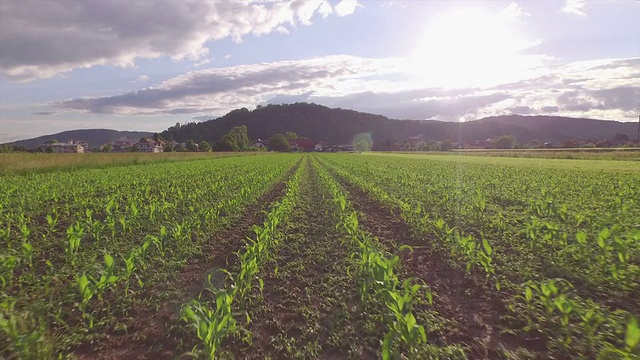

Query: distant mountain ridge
[6,129,152,149]
[161,103,637,145]
[6,104,637,149]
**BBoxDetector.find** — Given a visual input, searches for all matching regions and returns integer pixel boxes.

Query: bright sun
[409,8,542,88]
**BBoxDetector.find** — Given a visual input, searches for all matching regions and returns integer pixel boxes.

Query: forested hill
[161,103,636,145]
[7,129,152,149]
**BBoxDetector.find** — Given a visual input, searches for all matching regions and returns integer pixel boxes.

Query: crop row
[179,157,304,358]
[317,153,639,359]
[0,154,300,358]
[313,157,467,359]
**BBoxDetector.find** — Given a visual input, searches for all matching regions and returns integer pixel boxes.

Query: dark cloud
[312,90,508,120]
[0,0,337,81]
[554,86,640,113]
[588,86,640,111]
[32,111,58,116]
[55,56,395,115]
[542,105,559,113]
[53,55,640,122]
[509,106,534,115]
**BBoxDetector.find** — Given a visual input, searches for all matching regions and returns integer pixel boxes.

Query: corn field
[1,153,638,359]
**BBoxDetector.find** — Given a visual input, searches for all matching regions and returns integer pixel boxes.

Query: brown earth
[75,164,298,360]
[330,171,549,360]
[225,158,375,359]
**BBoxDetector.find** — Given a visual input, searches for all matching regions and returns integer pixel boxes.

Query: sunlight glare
[409,8,542,88]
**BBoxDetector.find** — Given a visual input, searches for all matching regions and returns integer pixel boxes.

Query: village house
[110,137,139,152]
[134,138,164,153]
[41,141,86,153]
[252,139,266,149]
[289,138,315,152]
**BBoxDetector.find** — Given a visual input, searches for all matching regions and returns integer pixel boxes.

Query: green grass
[0,151,269,176]
[367,152,640,172]
[392,148,640,161]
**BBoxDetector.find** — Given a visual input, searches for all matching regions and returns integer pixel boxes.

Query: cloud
[55,55,401,115]
[500,2,528,22]
[131,75,150,84]
[32,111,58,116]
[53,55,640,123]
[560,0,588,17]
[334,0,362,16]
[0,0,339,81]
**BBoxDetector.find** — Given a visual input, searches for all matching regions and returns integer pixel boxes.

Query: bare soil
[226,159,374,359]
[332,173,549,360]
[76,166,296,360]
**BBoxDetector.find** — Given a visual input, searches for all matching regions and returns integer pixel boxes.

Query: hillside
[161,103,637,145]
[7,129,152,149]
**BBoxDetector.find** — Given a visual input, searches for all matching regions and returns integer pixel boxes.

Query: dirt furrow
[328,169,546,359]
[229,157,373,359]
[79,163,299,360]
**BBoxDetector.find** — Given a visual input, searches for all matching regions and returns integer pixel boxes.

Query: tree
[440,139,453,151]
[492,135,516,149]
[614,133,630,141]
[198,140,211,152]
[268,134,290,152]
[213,136,239,151]
[562,139,579,148]
[45,139,58,144]
[212,125,249,151]
[102,144,113,153]
[186,139,198,152]
[284,131,298,142]
[45,146,53,153]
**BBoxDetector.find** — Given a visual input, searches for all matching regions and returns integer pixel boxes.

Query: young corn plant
[93,253,120,301]
[381,279,430,360]
[180,293,238,360]
[75,274,95,328]
[65,221,85,266]
[0,252,20,289]
[0,303,53,360]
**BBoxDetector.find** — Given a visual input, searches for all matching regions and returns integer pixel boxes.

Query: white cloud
[334,0,362,16]
[55,55,402,116]
[131,75,151,84]
[52,55,640,122]
[318,1,333,17]
[500,2,528,22]
[0,0,341,81]
[560,0,588,17]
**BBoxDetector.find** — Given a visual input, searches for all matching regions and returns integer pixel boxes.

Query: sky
[0,0,639,143]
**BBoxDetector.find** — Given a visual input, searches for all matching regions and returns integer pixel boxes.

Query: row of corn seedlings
[317,154,639,296]
[316,153,639,358]
[317,155,497,284]
[0,154,301,358]
[509,278,639,358]
[180,159,304,359]
[313,157,436,359]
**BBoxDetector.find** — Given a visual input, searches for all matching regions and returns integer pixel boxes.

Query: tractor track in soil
[77,161,300,360]
[327,167,548,360]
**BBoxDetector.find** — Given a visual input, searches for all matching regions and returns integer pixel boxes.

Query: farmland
[1,153,639,359]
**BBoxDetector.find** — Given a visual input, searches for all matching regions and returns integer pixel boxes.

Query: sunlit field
[449,148,640,161]
[2,153,638,359]
[0,152,266,176]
